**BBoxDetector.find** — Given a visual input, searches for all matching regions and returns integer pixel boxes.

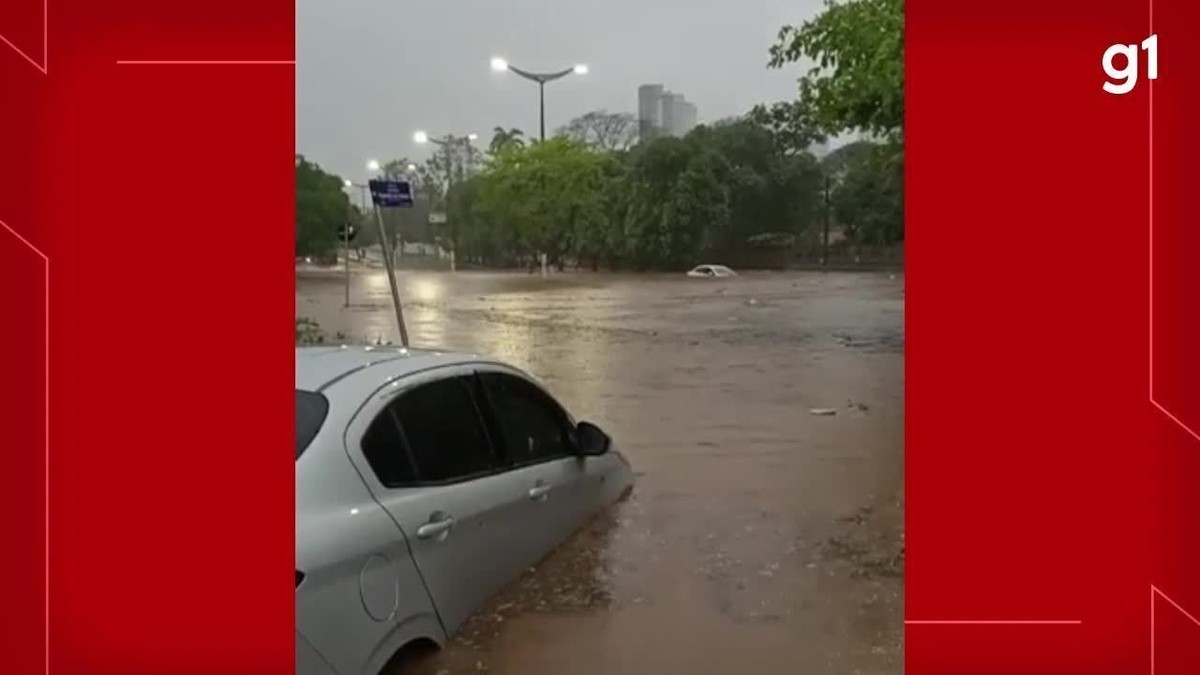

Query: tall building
[638,84,665,141]
[660,91,680,136]
[638,84,699,140]
[676,100,697,135]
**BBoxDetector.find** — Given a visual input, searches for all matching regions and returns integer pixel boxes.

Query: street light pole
[491,57,587,141]
[539,81,546,141]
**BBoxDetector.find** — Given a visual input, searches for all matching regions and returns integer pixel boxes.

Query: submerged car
[686,264,737,278]
[296,346,633,675]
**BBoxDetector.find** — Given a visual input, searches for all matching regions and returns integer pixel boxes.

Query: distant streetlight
[366,159,381,172]
[412,130,479,273]
[414,130,477,164]
[407,163,417,172]
[490,55,589,140]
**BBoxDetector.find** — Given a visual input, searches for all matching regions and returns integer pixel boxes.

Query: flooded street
[297,267,904,675]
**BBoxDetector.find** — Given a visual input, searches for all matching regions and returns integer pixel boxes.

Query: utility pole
[822,174,832,268]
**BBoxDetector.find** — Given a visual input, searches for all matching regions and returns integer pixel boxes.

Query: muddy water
[297,268,904,675]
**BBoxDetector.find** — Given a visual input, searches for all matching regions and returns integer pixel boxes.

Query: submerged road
[297,268,904,675]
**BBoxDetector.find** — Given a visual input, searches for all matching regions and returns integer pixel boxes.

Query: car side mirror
[576,421,611,456]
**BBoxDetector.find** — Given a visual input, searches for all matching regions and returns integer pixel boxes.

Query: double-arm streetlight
[413,131,478,173]
[490,57,588,141]
[413,130,479,201]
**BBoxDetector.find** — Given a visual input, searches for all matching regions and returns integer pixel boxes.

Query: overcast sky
[297,0,824,182]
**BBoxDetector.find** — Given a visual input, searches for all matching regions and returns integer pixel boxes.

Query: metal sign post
[339,220,356,307]
[343,222,351,306]
[368,179,415,346]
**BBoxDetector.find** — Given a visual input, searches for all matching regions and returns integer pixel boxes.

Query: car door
[345,367,530,635]
[475,369,595,549]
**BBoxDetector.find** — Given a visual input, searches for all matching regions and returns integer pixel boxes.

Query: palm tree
[489,127,525,154]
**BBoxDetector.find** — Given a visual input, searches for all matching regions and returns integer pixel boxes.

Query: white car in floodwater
[687,264,737,278]
[296,345,634,675]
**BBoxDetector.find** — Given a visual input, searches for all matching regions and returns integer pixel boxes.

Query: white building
[637,84,665,141]
[638,84,698,140]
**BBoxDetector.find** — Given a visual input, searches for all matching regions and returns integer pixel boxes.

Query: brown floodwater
[297,266,904,675]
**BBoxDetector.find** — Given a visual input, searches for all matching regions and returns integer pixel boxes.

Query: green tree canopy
[474,137,616,266]
[829,142,903,246]
[768,0,903,140]
[557,110,638,151]
[295,155,350,257]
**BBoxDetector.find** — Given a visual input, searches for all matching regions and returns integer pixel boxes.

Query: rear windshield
[296,390,329,460]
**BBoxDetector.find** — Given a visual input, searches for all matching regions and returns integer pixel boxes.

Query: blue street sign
[368,179,414,208]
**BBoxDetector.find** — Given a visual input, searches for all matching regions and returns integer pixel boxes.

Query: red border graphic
[1,0,1197,672]
[2,1,295,673]
[1151,586,1200,675]
[0,0,47,73]
[909,0,1198,673]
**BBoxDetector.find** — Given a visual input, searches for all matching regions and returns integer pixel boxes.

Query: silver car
[296,346,633,675]
[686,264,737,278]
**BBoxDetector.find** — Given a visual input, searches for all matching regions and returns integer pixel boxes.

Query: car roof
[295,345,481,392]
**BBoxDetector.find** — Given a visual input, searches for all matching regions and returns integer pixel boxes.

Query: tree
[474,138,615,268]
[747,100,826,155]
[489,127,525,154]
[768,0,903,140]
[829,142,903,247]
[557,110,638,151]
[768,0,904,248]
[820,139,877,175]
[295,155,350,257]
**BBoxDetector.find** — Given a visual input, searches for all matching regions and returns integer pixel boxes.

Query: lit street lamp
[414,131,478,149]
[490,56,588,141]
[414,130,479,177]
[414,130,478,273]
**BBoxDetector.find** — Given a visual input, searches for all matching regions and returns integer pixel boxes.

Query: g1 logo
[1103,34,1158,95]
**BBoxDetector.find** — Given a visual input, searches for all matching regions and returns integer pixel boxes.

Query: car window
[480,373,575,465]
[296,390,329,460]
[363,376,497,486]
[360,404,417,486]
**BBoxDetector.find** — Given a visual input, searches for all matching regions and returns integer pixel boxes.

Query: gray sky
[297,0,823,183]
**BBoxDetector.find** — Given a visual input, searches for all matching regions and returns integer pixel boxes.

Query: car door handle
[416,516,456,540]
[528,484,552,501]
